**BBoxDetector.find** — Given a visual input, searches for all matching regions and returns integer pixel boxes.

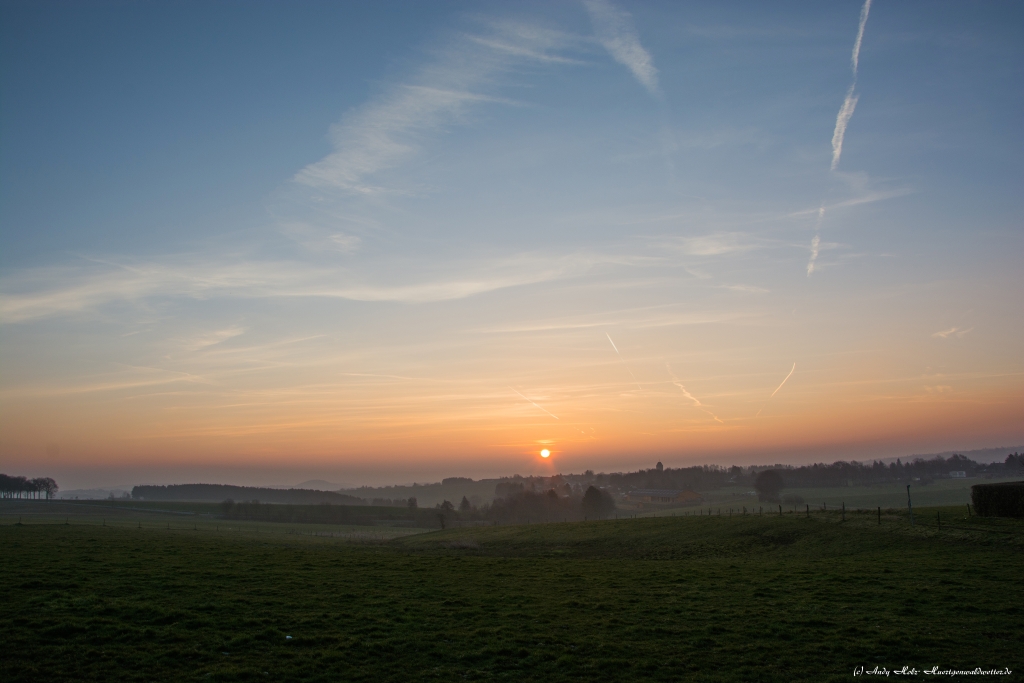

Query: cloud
[665,364,723,424]
[583,0,660,96]
[280,222,362,254]
[851,0,873,76]
[806,205,825,276]
[830,0,872,170]
[932,327,973,339]
[0,250,617,323]
[676,233,757,257]
[830,86,859,171]
[789,188,912,217]
[756,362,796,417]
[509,386,560,420]
[183,326,246,352]
[294,20,583,194]
[806,234,821,276]
[720,284,769,294]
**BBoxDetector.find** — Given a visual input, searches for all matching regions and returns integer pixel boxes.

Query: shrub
[971,481,1024,518]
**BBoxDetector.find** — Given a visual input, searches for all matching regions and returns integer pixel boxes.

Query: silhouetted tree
[754,470,784,503]
[459,496,471,513]
[581,486,616,519]
[33,477,58,499]
[407,496,418,509]
[439,500,455,512]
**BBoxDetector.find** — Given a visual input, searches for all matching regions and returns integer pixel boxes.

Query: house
[626,489,701,504]
[949,471,967,478]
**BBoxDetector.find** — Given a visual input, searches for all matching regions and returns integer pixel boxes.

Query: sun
[540,449,551,458]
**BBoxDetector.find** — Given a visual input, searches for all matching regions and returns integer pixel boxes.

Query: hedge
[971,481,1024,518]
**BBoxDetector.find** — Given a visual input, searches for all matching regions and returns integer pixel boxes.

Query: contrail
[770,362,796,398]
[508,386,559,420]
[756,363,796,417]
[851,0,873,76]
[830,85,859,171]
[811,0,872,276]
[806,205,825,276]
[666,364,724,424]
[830,0,871,171]
[605,333,620,355]
[607,333,642,390]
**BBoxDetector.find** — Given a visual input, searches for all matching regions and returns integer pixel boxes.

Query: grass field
[2,501,1021,682]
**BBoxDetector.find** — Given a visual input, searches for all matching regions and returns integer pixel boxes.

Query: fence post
[779,504,782,516]
[937,511,940,528]
[877,506,881,525]
[806,504,809,518]
[966,503,971,517]
[842,502,845,522]
[906,484,914,527]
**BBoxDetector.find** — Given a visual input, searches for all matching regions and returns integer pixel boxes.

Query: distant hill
[890,446,1023,465]
[132,484,365,505]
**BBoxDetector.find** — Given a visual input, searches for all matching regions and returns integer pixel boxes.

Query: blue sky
[1,1,1022,487]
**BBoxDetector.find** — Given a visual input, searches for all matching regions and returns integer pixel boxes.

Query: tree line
[435,484,617,526]
[0,474,58,499]
[590,453,1024,494]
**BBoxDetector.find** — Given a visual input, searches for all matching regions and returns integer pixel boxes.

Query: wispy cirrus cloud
[182,326,246,352]
[674,232,760,257]
[294,20,584,194]
[0,250,629,323]
[932,326,973,339]
[583,0,660,97]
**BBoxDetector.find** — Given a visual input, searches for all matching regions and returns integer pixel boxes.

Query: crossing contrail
[666,364,723,424]
[508,386,559,420]
[756,363,796,417]
[606,333,642,390]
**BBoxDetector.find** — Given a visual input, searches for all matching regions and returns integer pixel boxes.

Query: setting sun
[540,449,551,458]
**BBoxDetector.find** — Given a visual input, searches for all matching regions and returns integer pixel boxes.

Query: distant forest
[0,474,58,499]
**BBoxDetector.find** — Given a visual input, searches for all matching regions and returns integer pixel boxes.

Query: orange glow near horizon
[2,335,1022,486]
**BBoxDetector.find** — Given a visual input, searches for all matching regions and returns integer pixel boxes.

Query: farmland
[2,500,1021,682]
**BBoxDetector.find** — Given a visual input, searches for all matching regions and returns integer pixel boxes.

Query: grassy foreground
[2,506,1021,682]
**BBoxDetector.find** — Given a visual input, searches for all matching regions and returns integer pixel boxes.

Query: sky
[1,0,1022,489]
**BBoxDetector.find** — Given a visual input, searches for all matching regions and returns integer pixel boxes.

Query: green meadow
[2,501,1021,682]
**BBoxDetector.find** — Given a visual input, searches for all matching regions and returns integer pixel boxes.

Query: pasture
[2,501,1021,682]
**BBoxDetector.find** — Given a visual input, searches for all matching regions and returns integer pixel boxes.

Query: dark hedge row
[971,481,1024,518]
[132,483,365,505]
